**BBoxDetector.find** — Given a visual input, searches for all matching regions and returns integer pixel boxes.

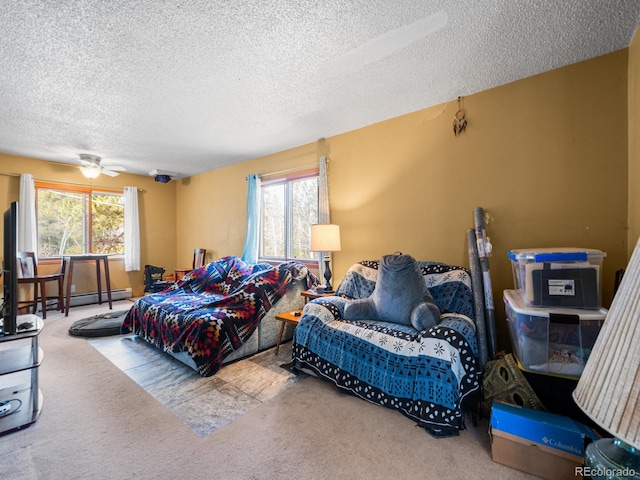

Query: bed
[292,259,481,437]
[121,255,318,376]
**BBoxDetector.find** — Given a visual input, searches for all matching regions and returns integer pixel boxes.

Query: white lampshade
[573,237,640,450]
[310,224,341,252]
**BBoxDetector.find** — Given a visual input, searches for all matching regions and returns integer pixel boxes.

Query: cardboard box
[490,401,599,480]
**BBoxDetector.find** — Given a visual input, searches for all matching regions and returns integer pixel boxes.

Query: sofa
[292,257,481,437]
[122,256,318,376]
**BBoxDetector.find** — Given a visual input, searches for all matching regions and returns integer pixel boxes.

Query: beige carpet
[0,301,535,480]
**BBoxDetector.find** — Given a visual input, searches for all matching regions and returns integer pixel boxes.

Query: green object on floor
[482,353,546,413]
[68,310,130,337]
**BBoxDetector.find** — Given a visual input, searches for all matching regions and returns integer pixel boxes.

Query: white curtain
[123,186,140,271]
[318,157,331,279]
[18,173,38,254]
[241,174,261,264]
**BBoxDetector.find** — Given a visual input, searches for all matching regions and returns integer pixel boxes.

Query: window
[36,182,124,258]
[260,172,319,261]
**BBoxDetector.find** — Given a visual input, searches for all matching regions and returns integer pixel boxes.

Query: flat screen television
[2,201,18,335]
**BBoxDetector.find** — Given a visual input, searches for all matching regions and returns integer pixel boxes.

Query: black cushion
[69,310,130,337]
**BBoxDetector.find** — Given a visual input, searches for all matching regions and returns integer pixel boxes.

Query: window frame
[35,181,125,261]
[258,169,320,267]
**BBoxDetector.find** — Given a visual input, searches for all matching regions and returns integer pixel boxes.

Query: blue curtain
[241,173,261,264]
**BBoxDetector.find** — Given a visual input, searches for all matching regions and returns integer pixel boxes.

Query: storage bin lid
[503,289,608,319]
[508,248,606,263]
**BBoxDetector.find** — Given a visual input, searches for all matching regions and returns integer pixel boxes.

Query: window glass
[260,173,318,261]
[36,184,124,258]
[291,178,318,259]
[261,183,286,257]
[37,188,87,256]
[91,193,125,254]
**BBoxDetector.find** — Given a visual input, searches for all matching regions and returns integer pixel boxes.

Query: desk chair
[17,252,66,319]
[175,248,206,281]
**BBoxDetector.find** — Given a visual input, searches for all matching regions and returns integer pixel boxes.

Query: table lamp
[310,224,341,293]
[572,237,640,479]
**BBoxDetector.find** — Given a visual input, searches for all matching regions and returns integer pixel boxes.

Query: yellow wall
[0,154,178,297]
[177,50,629,350]
[0,48,632,351]
[174,142,325,267]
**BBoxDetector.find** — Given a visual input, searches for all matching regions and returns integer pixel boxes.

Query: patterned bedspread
[292,260,480,436]
[122,256,316,376]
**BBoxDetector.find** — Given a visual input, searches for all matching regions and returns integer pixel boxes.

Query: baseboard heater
[32,288,133,313]
[67,288,133,307]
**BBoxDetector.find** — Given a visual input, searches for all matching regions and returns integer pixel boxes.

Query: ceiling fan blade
[101,169,120,177]
[50,161,76,169]
[105,165,126,172]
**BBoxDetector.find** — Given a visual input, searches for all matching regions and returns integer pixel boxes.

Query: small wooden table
[274,310,303,355]
[63,254,112,316]
[301,289,334,303]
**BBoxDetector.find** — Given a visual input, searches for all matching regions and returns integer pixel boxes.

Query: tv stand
[0,314,43,435]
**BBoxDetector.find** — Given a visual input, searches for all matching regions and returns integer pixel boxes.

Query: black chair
[144,265,171,293]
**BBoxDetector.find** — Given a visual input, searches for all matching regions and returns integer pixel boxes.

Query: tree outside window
[260,174,318,261]
[36,183,124,258]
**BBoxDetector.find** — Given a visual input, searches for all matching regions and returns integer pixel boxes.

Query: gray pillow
[343,253,440,330]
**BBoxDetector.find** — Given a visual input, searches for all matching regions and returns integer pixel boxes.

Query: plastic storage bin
[508,248,606,308]
[503,289,606,379]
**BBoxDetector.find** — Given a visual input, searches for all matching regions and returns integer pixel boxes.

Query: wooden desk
[274,310,303,355]
[63,254,112,316]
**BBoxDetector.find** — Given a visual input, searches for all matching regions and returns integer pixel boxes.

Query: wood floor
[89,334,305,437]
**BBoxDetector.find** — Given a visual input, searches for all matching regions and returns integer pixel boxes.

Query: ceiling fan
[78,154,126,178]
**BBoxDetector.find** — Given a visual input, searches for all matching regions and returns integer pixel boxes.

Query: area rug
[68,310,130,337]
[88,335,306,437]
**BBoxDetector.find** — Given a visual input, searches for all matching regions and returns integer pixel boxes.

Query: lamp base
[584,437,640,479]
[323,257,333,292]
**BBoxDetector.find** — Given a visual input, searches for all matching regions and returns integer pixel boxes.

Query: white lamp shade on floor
[573,238,640,450]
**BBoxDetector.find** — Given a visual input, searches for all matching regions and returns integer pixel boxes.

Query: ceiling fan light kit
[80,165,101,178]
[77,153,126,178]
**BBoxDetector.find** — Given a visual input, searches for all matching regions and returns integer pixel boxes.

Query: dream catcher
[453,96,467,136]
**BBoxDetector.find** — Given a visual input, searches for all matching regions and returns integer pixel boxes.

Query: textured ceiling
[1,1,639,178]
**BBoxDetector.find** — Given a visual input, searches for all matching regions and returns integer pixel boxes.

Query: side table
[274,310,303,355]
[300,289,335,303]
